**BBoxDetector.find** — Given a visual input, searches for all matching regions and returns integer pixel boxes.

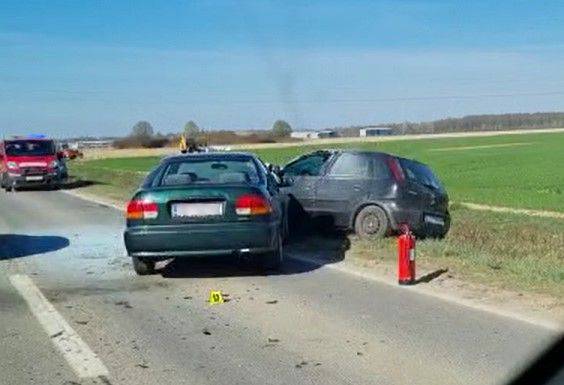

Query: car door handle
[408,190,419,196]
[353,185,361,191]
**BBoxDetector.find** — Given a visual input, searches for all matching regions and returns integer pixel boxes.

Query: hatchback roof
[325,149,426,165]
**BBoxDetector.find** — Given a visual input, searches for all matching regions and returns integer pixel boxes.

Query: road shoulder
[61,188,564,332]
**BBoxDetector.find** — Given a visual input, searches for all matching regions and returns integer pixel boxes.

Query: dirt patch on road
[428,142,533,152]
[338,254,563,330]
[287,234,563,330]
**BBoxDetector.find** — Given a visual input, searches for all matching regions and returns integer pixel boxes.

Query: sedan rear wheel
[260,233,284,272]
[132,256,156,275]
[354,205,389,238]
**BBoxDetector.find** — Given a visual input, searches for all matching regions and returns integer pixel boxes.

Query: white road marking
[9,274,110,379]
[60,189,123,211]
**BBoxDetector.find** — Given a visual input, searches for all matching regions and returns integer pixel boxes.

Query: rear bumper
[4,173,62,187]
[124,220,279,259]
[385,203,449,235]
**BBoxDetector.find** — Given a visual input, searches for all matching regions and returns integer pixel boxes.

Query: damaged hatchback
[278,150,450,238]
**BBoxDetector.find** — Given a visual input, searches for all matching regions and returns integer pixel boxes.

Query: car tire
[260,233,284,272]
[354,205,389,238]
[132,256,156,275]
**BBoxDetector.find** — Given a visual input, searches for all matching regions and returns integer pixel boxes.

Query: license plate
[171,202,223,218]
[425,215,445,226]
[26,176,43,181]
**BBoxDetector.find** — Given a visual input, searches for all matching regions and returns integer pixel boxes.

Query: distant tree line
[387,112,564,135]
[113,121,169,149]
[113,119,294,148]
[112,112,563,148]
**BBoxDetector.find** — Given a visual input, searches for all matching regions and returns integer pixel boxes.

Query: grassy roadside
[349,205,564,298]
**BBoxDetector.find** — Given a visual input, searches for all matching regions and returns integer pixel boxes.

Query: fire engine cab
[0,135,68,191]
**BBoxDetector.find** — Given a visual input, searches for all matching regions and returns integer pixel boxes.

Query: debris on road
[75,320,89,325]
[268,337,280,343]
[50,330,63,338]
[136,363,149,369]
[202,328,212,336]
[266,300,278,304]
[295,361,309,369]
[115,300,133,309]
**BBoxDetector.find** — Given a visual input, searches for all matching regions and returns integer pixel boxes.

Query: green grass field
[73,131,564,211]
[69,131,564,298]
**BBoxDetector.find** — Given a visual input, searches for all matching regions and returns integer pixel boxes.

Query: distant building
[359,127,394,137]
[290,130,337,139]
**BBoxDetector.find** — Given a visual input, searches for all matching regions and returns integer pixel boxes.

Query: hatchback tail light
[386,156,405,183]
[126,200,159,219]
[235,194,272,215]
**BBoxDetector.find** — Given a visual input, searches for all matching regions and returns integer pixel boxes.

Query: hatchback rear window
[159,158,261,186]
[399,159,444,191]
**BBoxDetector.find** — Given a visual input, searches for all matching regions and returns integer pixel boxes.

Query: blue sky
[1,1,564,137]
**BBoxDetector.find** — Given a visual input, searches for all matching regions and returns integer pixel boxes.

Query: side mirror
[267,164,281,175]
[57,151,65,160]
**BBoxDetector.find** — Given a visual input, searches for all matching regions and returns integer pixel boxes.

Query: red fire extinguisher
[398,224,416,285]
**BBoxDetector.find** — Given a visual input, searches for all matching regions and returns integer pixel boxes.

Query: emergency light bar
[10,134,48,139]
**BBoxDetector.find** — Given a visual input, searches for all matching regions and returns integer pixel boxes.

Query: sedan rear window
[159,158,261,186]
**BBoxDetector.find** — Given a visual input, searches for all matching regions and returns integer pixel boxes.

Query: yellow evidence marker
[208,290,224,305]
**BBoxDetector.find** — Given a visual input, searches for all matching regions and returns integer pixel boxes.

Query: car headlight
[7,161,18,169]
[50,160,59,168]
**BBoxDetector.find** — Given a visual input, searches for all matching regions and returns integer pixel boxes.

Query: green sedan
[124,152,287,275]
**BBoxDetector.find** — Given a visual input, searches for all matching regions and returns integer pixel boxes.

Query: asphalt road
[0,190,560,385]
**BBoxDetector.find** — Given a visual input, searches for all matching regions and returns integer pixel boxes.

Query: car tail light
[386,156,405,183]
[235,194,272,216]
[126,200,159,219]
